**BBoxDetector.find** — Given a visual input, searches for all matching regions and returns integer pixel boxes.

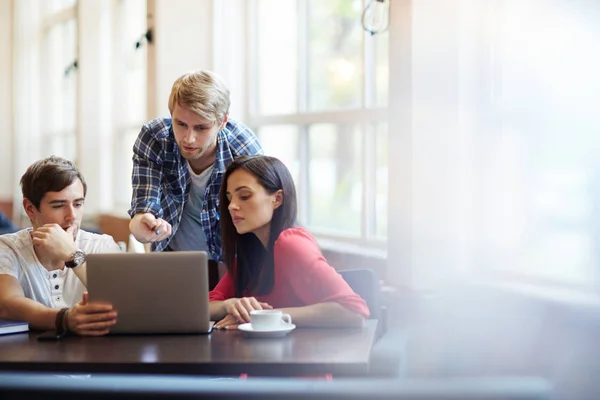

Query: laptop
[86,251,213,334]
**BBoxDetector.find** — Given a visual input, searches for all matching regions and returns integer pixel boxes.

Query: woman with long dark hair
[209,155,369,328]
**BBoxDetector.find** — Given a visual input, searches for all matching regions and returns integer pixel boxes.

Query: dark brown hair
[220,155,298,297]
[20,156,87,209]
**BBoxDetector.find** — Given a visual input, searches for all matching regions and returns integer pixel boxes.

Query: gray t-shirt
[168,163,214,258]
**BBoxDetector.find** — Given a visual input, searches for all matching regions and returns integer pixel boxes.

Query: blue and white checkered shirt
[128,117,263,261]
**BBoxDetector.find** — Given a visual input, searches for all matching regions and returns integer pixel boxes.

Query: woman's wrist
[222,299,232,315]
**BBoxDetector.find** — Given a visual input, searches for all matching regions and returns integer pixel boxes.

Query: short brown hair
[20,156,87,210]
[168,70,231,123]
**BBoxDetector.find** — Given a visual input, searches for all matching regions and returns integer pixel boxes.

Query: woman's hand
[221,297,272,325]
[214,314,239,329]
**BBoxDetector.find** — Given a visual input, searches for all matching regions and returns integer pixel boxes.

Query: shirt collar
[215,125,234,174]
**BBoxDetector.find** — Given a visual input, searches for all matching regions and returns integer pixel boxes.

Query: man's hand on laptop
[214,297,273,329]
[66,292,118,336]
[129,213,172,243]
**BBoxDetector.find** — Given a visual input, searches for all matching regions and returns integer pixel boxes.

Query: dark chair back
[339,268,381,320]
[0,211,17,235]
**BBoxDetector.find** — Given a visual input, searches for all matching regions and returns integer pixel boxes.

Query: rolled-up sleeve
[275,229,370,318]
[209,271,235,301]
[129,125,165,218]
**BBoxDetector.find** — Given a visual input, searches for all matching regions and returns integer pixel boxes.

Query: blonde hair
[168,70,231,123]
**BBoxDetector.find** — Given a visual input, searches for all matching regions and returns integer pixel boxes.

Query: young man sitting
[0,156,119,336]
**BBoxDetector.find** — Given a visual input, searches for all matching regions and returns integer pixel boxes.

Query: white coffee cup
[250,310,292,330]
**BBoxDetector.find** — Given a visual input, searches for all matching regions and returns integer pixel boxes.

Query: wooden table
[0,321,377,377]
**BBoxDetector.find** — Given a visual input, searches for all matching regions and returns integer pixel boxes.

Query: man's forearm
[0,297,58,331]
[72,264,87,287]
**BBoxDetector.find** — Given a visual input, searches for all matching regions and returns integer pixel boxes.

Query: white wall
[77,0,115,217]
[0,0,13,201]
[387,0,468,289]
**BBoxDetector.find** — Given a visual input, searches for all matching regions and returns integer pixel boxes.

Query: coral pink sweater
[209,227,370,317]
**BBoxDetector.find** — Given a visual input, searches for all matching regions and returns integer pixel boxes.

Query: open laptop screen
[86,251,211,334]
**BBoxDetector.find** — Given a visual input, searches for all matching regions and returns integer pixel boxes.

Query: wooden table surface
[0,320,377,377]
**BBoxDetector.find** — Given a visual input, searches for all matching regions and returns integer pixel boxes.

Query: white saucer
[238,323,296,338]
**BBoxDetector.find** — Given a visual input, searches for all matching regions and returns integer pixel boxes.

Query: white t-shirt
[0,228,121,308]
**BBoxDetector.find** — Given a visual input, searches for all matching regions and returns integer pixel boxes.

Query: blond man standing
[128,70,263,286]
[0,156,119,336]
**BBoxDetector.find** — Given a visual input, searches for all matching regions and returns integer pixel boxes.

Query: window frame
[111,0,149,212]
[40,2,78,162]
[245,0,389,250]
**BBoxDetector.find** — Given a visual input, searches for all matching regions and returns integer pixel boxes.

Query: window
[12,0,78,225]
[40,1,78,161]
[112,0,148,210]
[13,0,147,220]
[248,0,389,246]
[467,0,600,289]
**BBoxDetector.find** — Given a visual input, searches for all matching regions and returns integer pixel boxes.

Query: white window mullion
[362,0,374,109]
[248,108,387,127]
[41,5,77,32]
[298,0,308,114]
[363,122,377,239]
[361,121,369,240]
[39,25,51,158]
[298,124,310,225]
[297,0,309,225]
[245,0,259,120]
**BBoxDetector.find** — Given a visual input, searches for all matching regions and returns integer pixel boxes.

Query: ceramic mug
[250,310,292,330]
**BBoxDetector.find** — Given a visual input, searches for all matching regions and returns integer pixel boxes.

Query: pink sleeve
[209,271,235,301]
[275,229,370,318]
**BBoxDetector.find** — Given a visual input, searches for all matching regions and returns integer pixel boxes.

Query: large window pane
[114,0,148,209]
[476,0,600,286]
[122,0,147,125]
[257,0,298,115]
[307,0,362,111]
[308,124,361,234]
[257,125,300,186]
[42,18,76,154]
[242,0,389,243]
[62,19,77,133]
[374,32,389,107]
[42,134,76,161]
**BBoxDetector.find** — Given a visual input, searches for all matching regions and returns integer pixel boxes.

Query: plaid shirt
[128,117,263,261]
